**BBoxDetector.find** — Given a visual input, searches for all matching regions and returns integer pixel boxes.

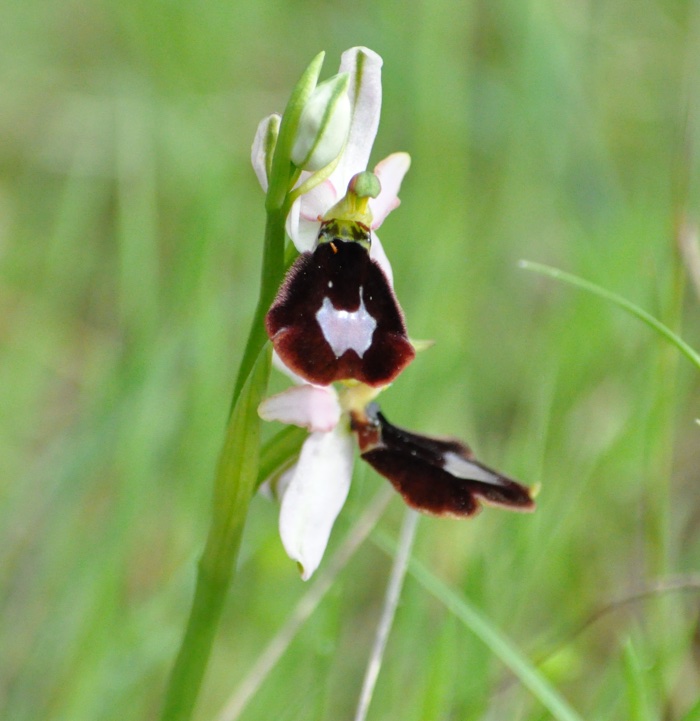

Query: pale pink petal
[294,218,324,252]
[370,233,394,287]
[286,197,301,248]
[258,385,341,432]
[285,204,317,253]
[299,180,337,221]
[287,180,338,252]
[278,426,355,580]
[328,47,383,195]
[251,114,280,192]
[370,152,411,228]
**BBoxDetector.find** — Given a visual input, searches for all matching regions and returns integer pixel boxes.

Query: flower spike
[253,47,534,583]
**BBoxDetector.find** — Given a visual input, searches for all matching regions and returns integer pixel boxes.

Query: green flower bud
[291,73,351,171]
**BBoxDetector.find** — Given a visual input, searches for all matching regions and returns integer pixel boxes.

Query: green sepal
[291,72,350,171]
[266,51,326,213]
[160,345,272,721]
[206,345,272,554]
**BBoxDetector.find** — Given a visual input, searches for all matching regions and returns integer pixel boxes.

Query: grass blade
[353,509,420,721]
[405,555,585,721]
[161,347,271,721]
[519,260,700,372]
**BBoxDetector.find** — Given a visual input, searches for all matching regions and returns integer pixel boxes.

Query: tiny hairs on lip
[266,238,415,387]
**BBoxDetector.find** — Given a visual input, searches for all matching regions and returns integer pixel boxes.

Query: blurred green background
[2,0,700,719]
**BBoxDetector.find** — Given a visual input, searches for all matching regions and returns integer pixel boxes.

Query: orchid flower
[255,48,414,388]
[265,171,415,388]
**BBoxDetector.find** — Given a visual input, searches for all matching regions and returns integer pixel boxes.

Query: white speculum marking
[443,451,505,485]
[315,286,377,359]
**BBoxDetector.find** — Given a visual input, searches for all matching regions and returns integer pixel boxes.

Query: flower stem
[160,206,286,721]
[231,207,287,409]
[160,347,271,721]
[160,51,328,721]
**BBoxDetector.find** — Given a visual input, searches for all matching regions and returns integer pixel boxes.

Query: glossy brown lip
[351,405,535,518]
[266,239,415,387]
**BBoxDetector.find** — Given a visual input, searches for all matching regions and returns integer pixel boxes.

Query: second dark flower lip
[266,236,415,387]
[351,404,536,517]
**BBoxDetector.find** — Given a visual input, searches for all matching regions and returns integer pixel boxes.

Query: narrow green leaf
[621,637,655,721]
[370,529,586,721]
[206,345,272,574]
[519,260,700,372]
[256,425,307,490]
[160,346,271,721]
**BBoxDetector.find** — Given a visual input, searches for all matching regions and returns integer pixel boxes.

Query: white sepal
[251,113,281,191]
[278,425,354,580]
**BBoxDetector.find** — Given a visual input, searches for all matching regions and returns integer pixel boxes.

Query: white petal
[259,463,295,501]
[258,385,341,432]
[327,47,383,196]
[299,179,337,221]
[370,153,411,228]
[251,114,281,192]
[294,218,323,252]
[370,233,394,287]
[285,197,302,249]
[279,427,355,580]
[287,180,337,252]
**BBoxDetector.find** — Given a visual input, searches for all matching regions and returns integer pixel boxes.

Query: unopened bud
[291,73,351,171]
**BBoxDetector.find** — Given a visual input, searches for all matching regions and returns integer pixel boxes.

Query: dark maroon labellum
[266,232,415,387]
[351,405,535,517]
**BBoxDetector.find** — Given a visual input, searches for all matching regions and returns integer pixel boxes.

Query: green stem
[160,348,271,721]
[160,208,286,721]
[231,207,287,409]
[644,251,685,576]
